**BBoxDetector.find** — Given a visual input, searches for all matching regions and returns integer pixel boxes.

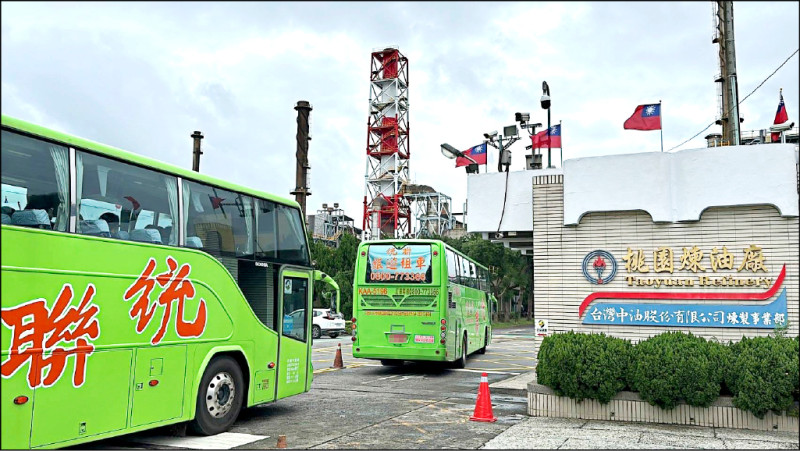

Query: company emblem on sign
[582,250,617,284]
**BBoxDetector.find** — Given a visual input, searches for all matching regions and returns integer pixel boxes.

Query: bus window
[365,244,432,283]
[282,277,308,342]
[1,130,69,231]
[460,256,471,287]
[275,205,309,266]
[183,180,252,257]
[446,248,458,283]
[76,151,178,244]
[255,198,277,260]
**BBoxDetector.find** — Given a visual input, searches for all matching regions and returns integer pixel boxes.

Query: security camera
[483,130,498,139]
[494,232,503,239]
[540,94,551,110]
[770,122,795,132]
[515,112,530,123]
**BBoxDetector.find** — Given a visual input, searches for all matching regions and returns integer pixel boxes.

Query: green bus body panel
[0,226,288,448]
[351,240,492,363]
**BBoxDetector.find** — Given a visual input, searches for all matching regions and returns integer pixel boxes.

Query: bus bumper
[352,345,447,362]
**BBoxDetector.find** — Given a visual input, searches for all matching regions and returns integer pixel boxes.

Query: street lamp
[541,81,553,168]
[441,143,479,173]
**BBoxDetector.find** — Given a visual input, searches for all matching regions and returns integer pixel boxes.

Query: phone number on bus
[370,272,427,282]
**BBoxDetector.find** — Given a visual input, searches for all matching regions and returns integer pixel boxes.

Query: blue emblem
[582,250,617,284]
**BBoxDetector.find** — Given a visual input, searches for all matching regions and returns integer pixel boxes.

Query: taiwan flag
[455,143,488,167]
[771,91,789,143]
[623,104,661,131]
[531,124,562,149]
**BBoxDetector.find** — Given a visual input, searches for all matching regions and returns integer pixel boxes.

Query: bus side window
[77,150,179,245]
[1,130,69,231]
[446,249,458,283]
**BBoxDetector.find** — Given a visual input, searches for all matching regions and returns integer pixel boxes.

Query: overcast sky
[2,2,798,234]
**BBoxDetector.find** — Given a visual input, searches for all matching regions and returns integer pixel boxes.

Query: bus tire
[312,325,321,340]
[478,328,488,354]
[454,334,467,369]
[190,356,244,436]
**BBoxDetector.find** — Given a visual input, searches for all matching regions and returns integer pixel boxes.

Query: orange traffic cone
[332,343,344,369]
[276,435,287,448]
[469,372,497,422]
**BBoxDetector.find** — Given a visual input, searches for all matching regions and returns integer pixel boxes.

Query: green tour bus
[0,114,339,449]
[351,239,496,368]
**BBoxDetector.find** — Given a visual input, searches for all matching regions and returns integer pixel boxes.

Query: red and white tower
[362,46,411,240]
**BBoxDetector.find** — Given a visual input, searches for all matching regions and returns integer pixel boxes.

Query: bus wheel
[478,328,488,354]
[190,356,244,436]
[312,325,321,340]
[454,334,467,369]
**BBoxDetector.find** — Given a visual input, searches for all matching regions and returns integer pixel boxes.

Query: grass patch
[492,318,536,329]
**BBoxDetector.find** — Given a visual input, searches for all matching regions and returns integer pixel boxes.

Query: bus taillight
[351,336,356,342]
[440,338,446,344]
[440,325,446,331]
[440,319,446,325]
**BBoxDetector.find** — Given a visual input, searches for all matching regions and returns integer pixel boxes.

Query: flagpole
[659,100,663,152]
[559,120,563,166]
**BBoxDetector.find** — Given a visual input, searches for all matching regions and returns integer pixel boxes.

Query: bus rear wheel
[454,334,467,369]
[190,356,244,436]
[478,328,488,354]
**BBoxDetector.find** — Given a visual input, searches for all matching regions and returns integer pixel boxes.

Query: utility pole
[191,130,204,172]
[714,1,741,146]
[291,100,313,219]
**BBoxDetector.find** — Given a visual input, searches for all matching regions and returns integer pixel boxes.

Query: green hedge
[536,331,797,418]
[628,332,727,409]
[536,331,632,404]
[724,336,799,419]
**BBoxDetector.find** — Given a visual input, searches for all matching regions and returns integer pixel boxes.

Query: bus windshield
[364,243,432,283]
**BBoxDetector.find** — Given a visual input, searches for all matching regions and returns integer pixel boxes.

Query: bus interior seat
[186,236,203,248]
[116,230,130,240]
[162,226,173,245]
[131,228,163,244]
[11,209,51,229]
[1,213,10,224]
[79,219,111,237]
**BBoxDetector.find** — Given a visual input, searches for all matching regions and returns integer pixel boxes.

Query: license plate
[388,334,407,343]
[414,335,434,344]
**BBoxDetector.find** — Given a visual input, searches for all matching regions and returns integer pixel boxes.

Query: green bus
[351,239,496,368]
[0,114,338,449]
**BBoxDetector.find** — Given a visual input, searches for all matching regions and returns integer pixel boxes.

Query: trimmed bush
[537,331,632,404]
[725,336,798,419]
[629,331,725,410]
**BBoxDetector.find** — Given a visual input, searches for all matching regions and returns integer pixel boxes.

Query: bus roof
[1,114,301,209]
[360,238,489,270]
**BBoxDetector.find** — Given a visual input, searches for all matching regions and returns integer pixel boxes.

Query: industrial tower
[362,46,411,240]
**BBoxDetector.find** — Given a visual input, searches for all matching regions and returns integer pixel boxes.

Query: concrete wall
[532,175,799,353]
[562,144,799,225]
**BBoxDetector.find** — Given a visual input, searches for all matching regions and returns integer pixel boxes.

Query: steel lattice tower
[362,46,411,240]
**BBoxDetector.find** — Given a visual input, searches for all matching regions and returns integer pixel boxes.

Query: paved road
[79,330,535,449]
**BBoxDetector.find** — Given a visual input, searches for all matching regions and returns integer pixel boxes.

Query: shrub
[536,331,631,404]
[629,331,724,410]
[725,336,798,419]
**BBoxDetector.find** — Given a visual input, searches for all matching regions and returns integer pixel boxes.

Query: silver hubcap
[205,371,235,418]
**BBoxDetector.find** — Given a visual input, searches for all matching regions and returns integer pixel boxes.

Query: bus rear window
[365,244,432,284]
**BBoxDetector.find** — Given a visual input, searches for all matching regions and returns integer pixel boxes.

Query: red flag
[124,196,140,211]
[771,90,789,143]
[210,196,225,209]
[455,143,488,168]
[624,104,661,131]
[531,124,562,149]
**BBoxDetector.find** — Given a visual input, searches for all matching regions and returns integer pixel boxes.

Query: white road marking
[129,432,267,449]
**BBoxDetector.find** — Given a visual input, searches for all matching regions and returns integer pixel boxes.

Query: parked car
[312,308,345,339]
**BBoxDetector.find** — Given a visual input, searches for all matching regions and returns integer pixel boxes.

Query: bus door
[276,268,311,399]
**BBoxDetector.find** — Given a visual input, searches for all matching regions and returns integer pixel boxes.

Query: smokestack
[291,101,313,218]
[191,131,204,172]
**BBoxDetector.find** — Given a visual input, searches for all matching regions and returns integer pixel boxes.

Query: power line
[667,48,799,152]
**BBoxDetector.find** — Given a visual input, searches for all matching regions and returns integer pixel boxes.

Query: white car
[312,308,345,339]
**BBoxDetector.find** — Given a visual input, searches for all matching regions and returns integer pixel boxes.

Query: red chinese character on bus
[400,258,412,270]
[124,256,207,345]
[415,256,427,269]
[372,258,383,270]
[386,257,398,271]
[1,284,100,389]
[386,247,397,256]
